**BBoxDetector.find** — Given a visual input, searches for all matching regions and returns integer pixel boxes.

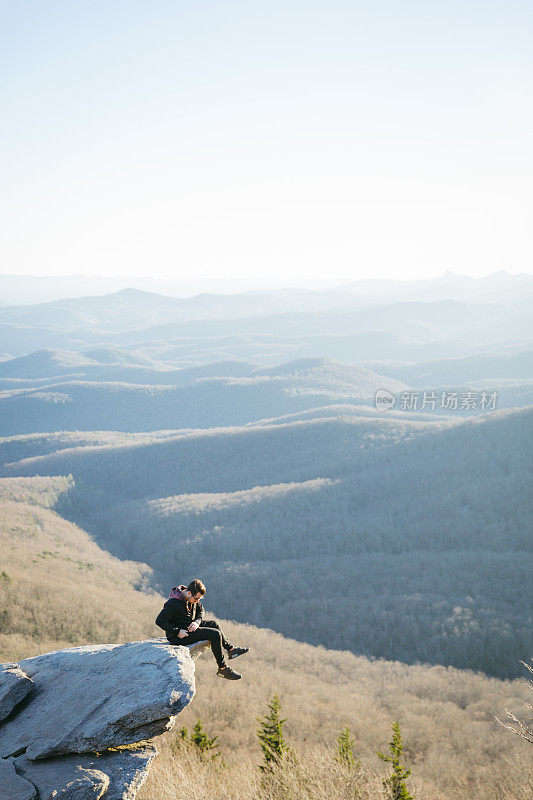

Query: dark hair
[187,578,206,597]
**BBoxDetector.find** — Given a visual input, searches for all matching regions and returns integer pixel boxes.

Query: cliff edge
[0,637,209,799]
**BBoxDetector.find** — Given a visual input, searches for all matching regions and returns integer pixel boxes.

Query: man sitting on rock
[155,578,249,680]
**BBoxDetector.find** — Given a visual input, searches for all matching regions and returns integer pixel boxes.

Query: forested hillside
[372,348,533,385]
[0,358,411,434]
[2,406,531,677]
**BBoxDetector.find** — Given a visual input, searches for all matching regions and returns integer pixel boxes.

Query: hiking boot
[217,665,242,680]
[228,646,249,660]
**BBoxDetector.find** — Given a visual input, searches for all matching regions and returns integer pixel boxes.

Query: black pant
[166,620,234,668]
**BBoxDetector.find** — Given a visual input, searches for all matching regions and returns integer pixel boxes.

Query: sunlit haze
[2,1,532,286]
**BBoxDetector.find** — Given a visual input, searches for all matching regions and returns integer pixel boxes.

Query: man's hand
[187,621,200,633]
[177,629,188,638]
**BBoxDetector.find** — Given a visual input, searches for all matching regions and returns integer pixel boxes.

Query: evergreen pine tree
[170,725,188,756]
[190,719,220,759]
[337,725,359,768]
[377,722,414,800]
[256,693,290,771]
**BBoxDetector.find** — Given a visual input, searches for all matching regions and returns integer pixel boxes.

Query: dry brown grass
[0,477,162,662]
[159,619,532,800]
[138,735,415,800]
[138,730,532,800]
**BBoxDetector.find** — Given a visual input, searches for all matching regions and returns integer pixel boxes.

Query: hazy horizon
[1,267,532,301]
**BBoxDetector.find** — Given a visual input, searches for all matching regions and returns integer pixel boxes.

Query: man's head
[184,578,206,603]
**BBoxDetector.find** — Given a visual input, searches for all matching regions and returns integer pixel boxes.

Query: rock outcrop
[12,746,157,800]
[0,638,209,800]
[0,664,33,722]
[0,757,36,800]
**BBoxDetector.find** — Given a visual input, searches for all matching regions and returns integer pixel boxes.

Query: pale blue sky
[1,0,532,285]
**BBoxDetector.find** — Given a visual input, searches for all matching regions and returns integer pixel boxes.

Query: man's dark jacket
[155,596,205,640]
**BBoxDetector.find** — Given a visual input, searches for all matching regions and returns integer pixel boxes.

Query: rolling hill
[2,406,531,678]
[0,358,409,434]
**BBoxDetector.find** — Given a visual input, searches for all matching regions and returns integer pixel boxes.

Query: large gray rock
[0,757,36,800]
[45,768,109,799]
[21,765,110,799]
[0,639,208,760]
[14,744,157,800]
[0,663,34,722]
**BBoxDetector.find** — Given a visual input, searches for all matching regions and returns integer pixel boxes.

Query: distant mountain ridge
[1,272,532,358]
[1,269,532,307]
